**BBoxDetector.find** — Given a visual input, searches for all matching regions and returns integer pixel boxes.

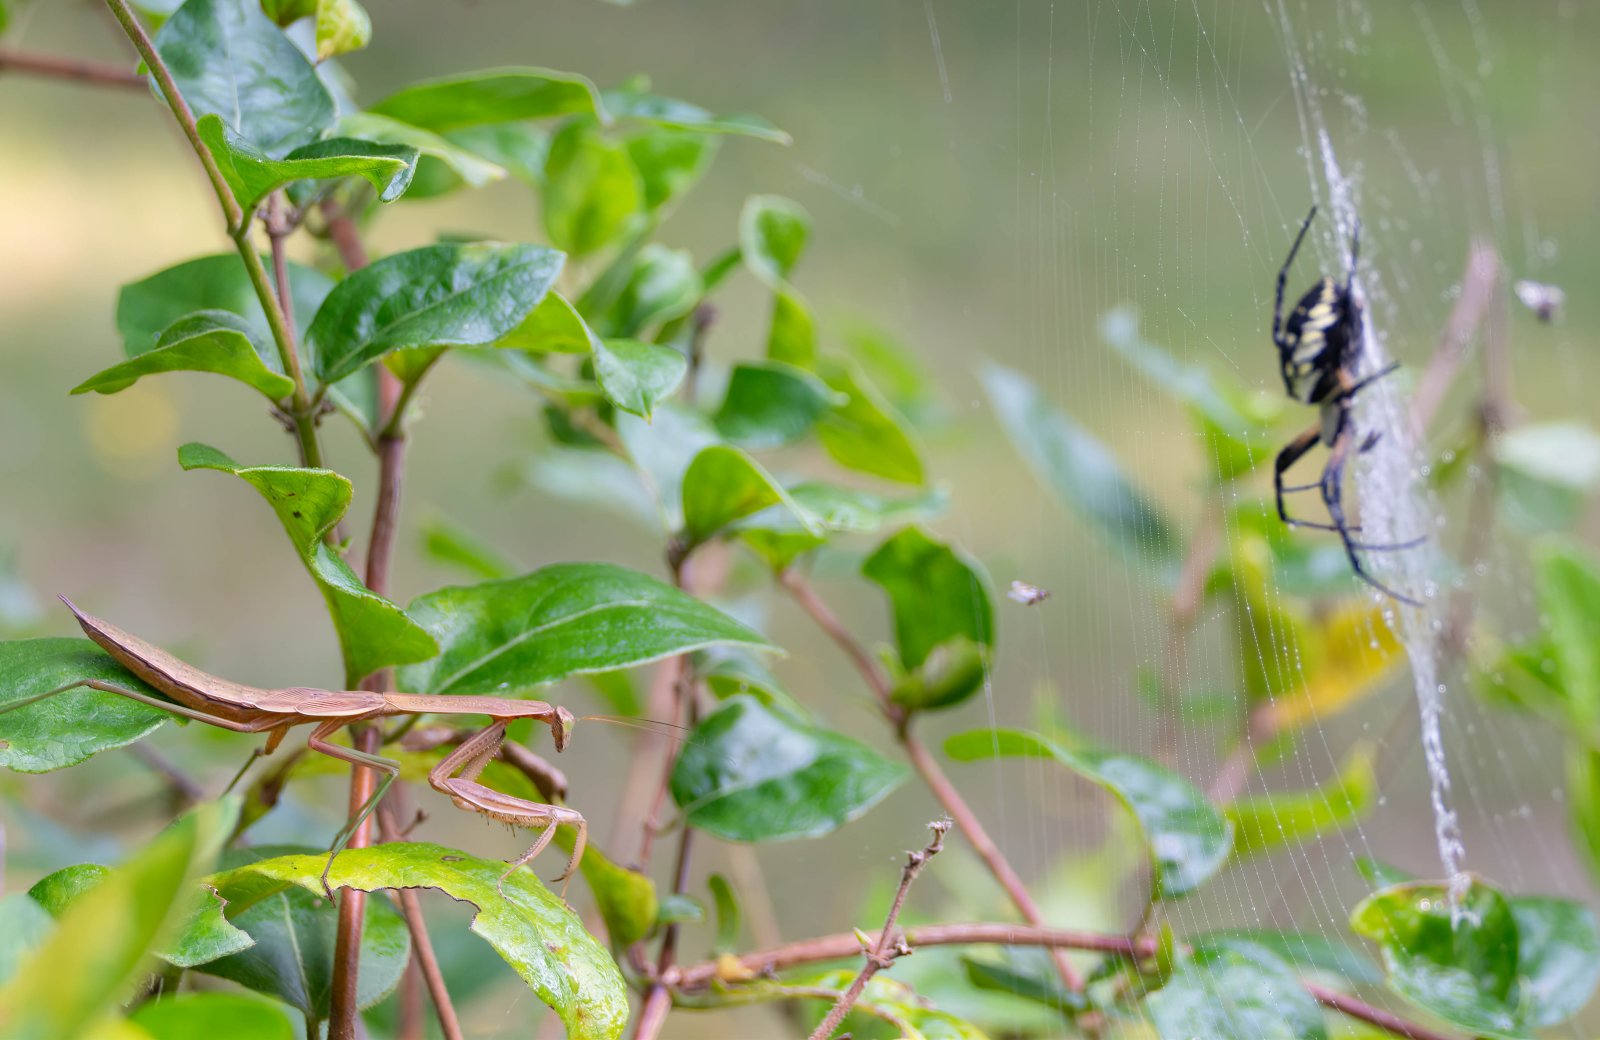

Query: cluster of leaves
[1,0,1597,1037]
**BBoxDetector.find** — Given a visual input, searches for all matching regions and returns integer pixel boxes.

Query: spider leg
[1276,422,1353,533]
[1344,360,1400,400]
[1273,205,1318,349]
[1319,426,1423,607]
[1345,219,1361,298]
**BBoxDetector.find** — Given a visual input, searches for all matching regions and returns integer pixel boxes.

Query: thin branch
[670,923,1458,1040]
[126,742,205,808]
[0,48,143,87]
[379,805,465,1040]
[808,820,949,1040]
[780,568,1084,993]
[1409,243,1502,435]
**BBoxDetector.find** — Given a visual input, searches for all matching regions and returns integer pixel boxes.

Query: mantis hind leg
[306,720,400,900]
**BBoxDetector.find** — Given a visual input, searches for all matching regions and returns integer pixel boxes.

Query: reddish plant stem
[0,48,143,87]
[669,925,1458,1040]
[808,820,949,1040]
[780,569,1085,993]
[327,725,380,1040]
[379,806,466,1040]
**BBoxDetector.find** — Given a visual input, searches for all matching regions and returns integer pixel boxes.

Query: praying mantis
[3,597,588,896]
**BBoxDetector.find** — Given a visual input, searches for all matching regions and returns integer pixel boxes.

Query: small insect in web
[1007,580,1051,606]
[1513,279,1564,323]
[1270,205,1424,606]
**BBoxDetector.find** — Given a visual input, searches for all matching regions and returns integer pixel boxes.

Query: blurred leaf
[334,112,507,195]
[599,244,701,337]
[1349,878,1528,1038]
[198,845,406,1019]
[1194,929,1379,984]
[129,993,294,1040]
[210,843,627,1040]
[1254,602,1400,729]
[307,242,563,384]
[1144,940,1327,1040]
[889,636,988,713]
[197,114,416,210]
[570,839,656,948]
[0,801,233,1039]
[766,287,818,367]
[1509,896,1600,1027]
[73,309,293,400]
[420,517,516,581]
[28,864,253,968]
[397,562,773,694]
[444,122,550,184]
[1532,539,1600,730]
[841,320,935,420]
[680,445,817,549]
[714,361,843,450]
[179,443,439,686]
[117,254,331,355]
[735,482,948,571]
[542,120,643,258]
[0,637,169,773]
[617,404,721,530]
[797,971,992,1040]
[654,894,703,929]
[1495,423,1600,533]
[1569,746,1600,888]
[154,0,334,157]
[0,897,54,988]
[699,650,807,718]
[817,358,926,485]
[523,445,657,527]
[1353,857,1416,890]
[708,874,741,953]
[1224,744,1376,858]
[369,67,604,132]
[945,729,1230,898]
[605,86,789,143]
[863,526,993,672]
[740,194,810,284]
[593,338,686,419]
[672,695,907,842]
[260,0,369,59]
[496,291,600,356]
[627,129,716,212]
[981,361,1181,575]
[961,949,1087,1014]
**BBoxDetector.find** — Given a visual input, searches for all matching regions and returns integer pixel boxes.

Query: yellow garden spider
[1271,205,1422,606]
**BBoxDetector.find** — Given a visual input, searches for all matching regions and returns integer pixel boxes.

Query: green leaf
[307,242,564,384]
[420,517,516,581]
[672,696,907,842]
[593,338,687,419]
[1349,878,1526,1038]
[980,361,1182,575]
[572,840,657,949]
[714,361,843,449]
[129,993,294,1040]
[209,843,628,1040]
[1224,743,1376,858]
[735,482,948,572]
[496,291,600,354]
[0,897,55,989]
[945,729,1230,898]
[73,309,294,400]
[1532,539,1600,730]
[542,120,643,258]
[444,122,550,184]
[605,86,790,144]
[1192,929,1380,985]
[198,845,406,1020]
[617,404,721,530]
[0,801,234,1039]
[1571,746,1600,887]
[1510,896,1600,1027]
[397,562,773,695]
[708,874,741,953]
[862,526,993,673]
[654,894,703,928]
[117,253,331,356]
[816,358,925,485]
[27,863,253,969]
[599,245,701,338]
[962,949,1088,1014]
[260,0,369,59]
[680,445,818,549]
[197,113,417,210]
[740,194,810,285]
[1145,940,1327,1040]
[626,129,716,213]
[766,286,817,368]
[0,637,169,773]
[1495,423,1600,532]
[154,0,334,157]
[334,112,507,195]
[369,67,604,132]
[179,443,439,686]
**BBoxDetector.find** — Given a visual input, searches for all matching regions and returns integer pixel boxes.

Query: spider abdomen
[1279,276,1353,403]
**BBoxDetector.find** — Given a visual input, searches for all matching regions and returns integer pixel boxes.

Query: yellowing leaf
[1264,603,1403,731]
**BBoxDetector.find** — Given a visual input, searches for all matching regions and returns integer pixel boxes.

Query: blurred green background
[3,0,1598,1034]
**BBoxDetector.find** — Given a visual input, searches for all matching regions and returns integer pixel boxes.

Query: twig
[1206,703,1276,803]
[670,923,1458,1040]
[807,820,950,1040]
[0,48,143,87]
[100,0,323,469]
[378,805,465,1040]
[780,568,1085,993]
[681,304,715,408]
[1409,243,1502,436]
[402,724,568,802]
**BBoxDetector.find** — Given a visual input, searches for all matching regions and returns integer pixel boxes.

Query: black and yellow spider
[1271,205,1422,606]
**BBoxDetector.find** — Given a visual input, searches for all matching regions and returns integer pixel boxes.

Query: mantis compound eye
[552,705,577,752]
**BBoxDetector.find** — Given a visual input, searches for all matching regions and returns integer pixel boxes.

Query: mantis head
[551,705,576,752]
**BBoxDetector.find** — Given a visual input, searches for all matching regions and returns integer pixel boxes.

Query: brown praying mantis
[3,597,589,897]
